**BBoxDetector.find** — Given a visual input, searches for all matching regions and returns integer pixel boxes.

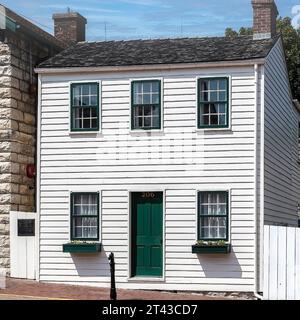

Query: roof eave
[35,58,266,74]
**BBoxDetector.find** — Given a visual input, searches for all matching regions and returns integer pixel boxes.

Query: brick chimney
[252,0,278,39]
[53,11,87,45]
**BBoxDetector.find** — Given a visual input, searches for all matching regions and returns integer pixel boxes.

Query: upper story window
[71,192,99,241]
[131,80,161,130]
[198,77,229,129]
[198,191,229,241]
[71,83,99,132]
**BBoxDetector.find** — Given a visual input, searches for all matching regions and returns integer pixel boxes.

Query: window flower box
[63,242,101,253]
[192,241,231,254]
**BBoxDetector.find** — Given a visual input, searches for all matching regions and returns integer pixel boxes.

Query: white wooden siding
[39,67,257,292]
[264,40,300,226]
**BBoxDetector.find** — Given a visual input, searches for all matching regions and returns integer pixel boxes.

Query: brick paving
[0,278,253,300]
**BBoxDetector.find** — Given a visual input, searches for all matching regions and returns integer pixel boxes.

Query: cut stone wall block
[23,112,35,125]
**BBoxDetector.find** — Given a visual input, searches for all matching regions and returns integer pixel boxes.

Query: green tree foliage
[225,17,300,101]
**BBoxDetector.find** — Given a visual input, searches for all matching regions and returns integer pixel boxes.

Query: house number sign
[141,192,156,198]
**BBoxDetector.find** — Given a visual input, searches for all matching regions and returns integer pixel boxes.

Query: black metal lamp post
[108,252,117,300]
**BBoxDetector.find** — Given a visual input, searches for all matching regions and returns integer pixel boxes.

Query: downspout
[35,74,42,281]
[254,63,264,300]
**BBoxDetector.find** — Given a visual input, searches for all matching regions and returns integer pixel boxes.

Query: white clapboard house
[34,0,300,294]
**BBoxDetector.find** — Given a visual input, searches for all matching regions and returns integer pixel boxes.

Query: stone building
[0,5,86,273]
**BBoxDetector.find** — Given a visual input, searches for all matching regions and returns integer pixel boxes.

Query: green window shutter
[197,191,229,241]
[131,80,161,130]
[70,192,100,241]
[70,82,100,132]
[198,77,229,129]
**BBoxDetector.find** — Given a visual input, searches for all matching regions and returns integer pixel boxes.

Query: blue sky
[2,0,298,40]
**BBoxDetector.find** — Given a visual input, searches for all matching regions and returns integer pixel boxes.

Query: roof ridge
[76,35,258,45]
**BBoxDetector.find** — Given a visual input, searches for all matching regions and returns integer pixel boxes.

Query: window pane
[83,108,90,118]
[151,93,160,104]
[201,91,209,102]
[133,81,160,106]
[83,119,90,128]
[132,104,160,130]
[153,105,160,116]
[90,95,98,106]
[210,115,218,125]
[73,193,98,216]
[219,91,226,101]
[90,85,98,95]
[75,119,81,129]
[72,84,98,108]
[199,192,228,217]
[73,85,81,97]
[134,82,143,94]
[73,97,80,107]
[134,94,143,105]
[144,117,151,127]
[91,107,97,118]
[82,96,89,106]
[152,116,160,128]
[201,115,209,125]
[143,93,151,104]
[72,107,98,130]
[144,105,151,116]
[203,104,210,114]
[92,118,97,128]
[83,84,90,95]
[73,217,98,239]
[210,80,218,90]
[219,115,226,125]
[143,82,151,93]
[210,104,217,114]
[151,81,159,92]
[218,103,226,114]
[200,217,227,239]
[201,80,209,91]
[210,91,218,101]
[219,79,226,90]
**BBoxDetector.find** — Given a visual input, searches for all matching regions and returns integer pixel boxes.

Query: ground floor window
[71,192,99,241]
[198,191,229,241]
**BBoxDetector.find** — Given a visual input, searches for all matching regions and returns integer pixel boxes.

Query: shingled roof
[38,35,279,69]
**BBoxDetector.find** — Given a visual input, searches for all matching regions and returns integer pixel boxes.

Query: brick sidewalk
[0,278,252,300]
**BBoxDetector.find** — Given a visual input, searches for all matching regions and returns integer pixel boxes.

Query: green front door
[131,192,163,277]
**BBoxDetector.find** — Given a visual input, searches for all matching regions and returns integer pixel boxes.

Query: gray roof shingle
[38,35,279,69]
